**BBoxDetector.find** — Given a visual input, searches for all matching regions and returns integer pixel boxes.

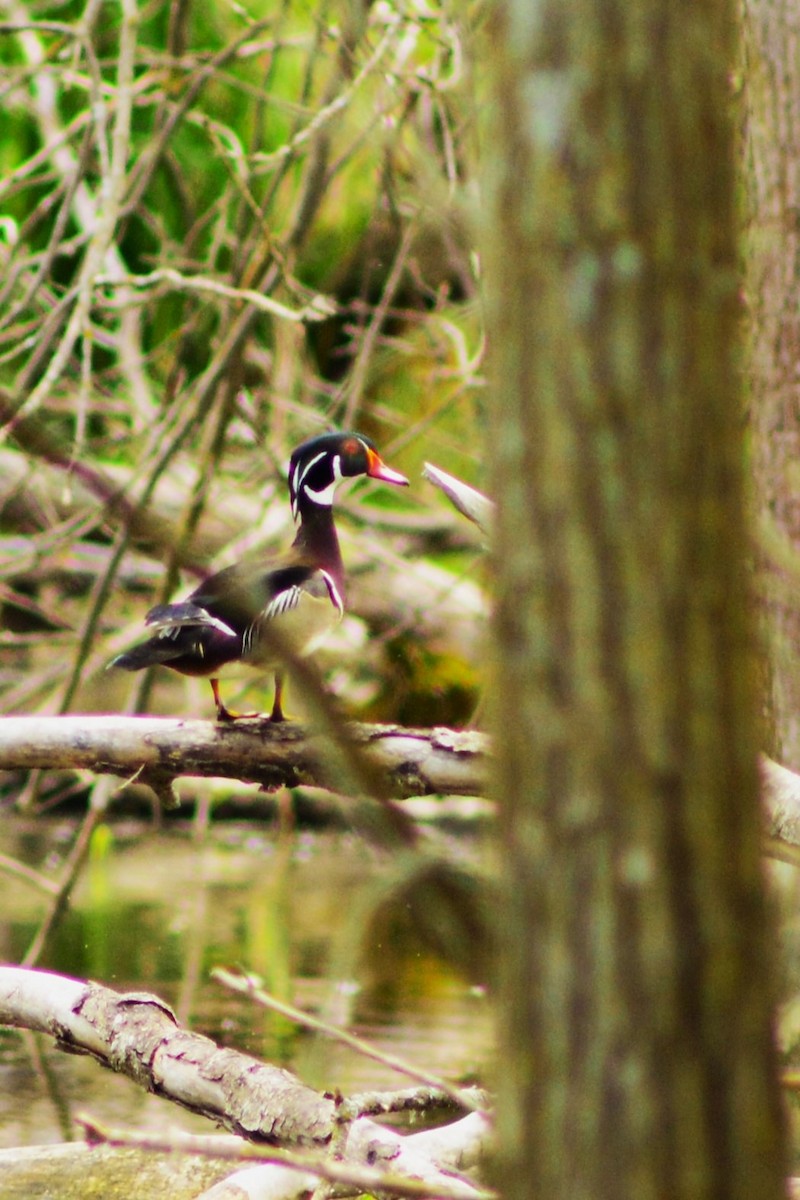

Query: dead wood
[0,714,489,801]
[761,755,800,847]
[0,965,333,1145]
[0,965,493,1200]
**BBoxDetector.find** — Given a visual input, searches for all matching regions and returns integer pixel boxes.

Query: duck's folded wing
[114,564,342,674]
[188,562,342,626]
[145,601,237,638]
[260,567,343,620]
[239,568,344,662]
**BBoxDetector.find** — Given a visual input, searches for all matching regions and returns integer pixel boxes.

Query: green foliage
[0,0,486,727]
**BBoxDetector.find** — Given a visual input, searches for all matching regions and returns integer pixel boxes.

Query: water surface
[0,817,492,1147]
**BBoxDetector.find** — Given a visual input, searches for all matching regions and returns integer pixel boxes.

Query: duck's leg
[213,676,280,722]
[270,672,286,722]
[211,677,238,722]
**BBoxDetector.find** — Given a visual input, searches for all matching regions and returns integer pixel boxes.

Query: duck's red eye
[340,437,360,459]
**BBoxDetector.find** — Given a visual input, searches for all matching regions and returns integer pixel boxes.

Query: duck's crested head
[288,432,408,518]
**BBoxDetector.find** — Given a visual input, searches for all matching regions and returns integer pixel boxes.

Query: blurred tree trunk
[741,0,800,767]
[481,2,785,1198]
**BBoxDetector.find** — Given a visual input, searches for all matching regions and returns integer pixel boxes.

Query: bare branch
[79,1116,491,1200]
[761,755,800,847]
[213,968,488,1114]
[21,806,102,966]
[423,463,494,534]
[0,965,493,1200]
[3,0,152,423]
[0,715,489,798]
[250,7,405,174]
[0,965,335,1144]
[0,852,60,896]
[96,267,335,323]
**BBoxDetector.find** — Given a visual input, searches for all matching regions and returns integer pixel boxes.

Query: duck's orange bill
[366,448,408,487]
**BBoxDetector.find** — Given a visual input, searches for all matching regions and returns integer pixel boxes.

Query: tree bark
[740,0,800,766]
[482,2,785,1198]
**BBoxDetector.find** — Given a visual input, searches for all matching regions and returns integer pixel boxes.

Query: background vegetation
[0,0,485,741]
[2,3,800,1199]
[0,4,496,1178]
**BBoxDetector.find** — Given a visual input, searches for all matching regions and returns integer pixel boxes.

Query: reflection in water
[0,818,492,1147]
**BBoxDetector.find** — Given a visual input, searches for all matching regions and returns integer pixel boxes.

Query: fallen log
[0,715,489,803]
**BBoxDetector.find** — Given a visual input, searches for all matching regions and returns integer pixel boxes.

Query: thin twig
[0,853,61,896]
[251,9,404,174]
[213,968,489,1116]
[95,267,334,323]
[341,217,419,428]
[2,0,140,433]
[21,802,103,966]
[76,1115,494,1200]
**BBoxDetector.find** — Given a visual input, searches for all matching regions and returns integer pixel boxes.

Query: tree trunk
[740,0,800,767]
[481,2,785,1198]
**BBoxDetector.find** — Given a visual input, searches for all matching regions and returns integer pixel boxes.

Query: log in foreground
[0,965,333,1145]
[0,965,492,1200]
[0,715,489,799]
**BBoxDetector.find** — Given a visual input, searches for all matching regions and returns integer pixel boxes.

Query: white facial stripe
[291,450,327,519]
[300,453,343,509]
[296,450,327,489]
[291,453,315,518]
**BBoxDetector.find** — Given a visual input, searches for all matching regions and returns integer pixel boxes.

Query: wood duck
[112,432,408,721]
